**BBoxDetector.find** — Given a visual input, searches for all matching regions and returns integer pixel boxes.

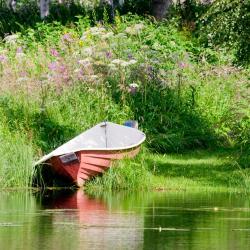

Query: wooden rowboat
[35,122,146,187]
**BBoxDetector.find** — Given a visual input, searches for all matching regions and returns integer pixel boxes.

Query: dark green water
[0,190,250,250]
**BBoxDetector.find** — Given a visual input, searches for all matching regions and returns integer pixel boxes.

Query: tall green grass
[85,148,152,192]
[0,126,34,188]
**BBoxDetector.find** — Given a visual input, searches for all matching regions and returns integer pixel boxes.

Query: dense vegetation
[0,1,249,190]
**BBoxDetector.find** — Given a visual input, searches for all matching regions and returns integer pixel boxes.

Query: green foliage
[173,0,209,25]
[0,125,34,187]
[199,0,250,65]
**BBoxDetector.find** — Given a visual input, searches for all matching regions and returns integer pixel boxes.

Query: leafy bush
[199,0,250,65]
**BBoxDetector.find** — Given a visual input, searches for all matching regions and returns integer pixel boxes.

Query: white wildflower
[121,61,130,67]
[89,75,98,80]
[89,27,106,36]
[83,47,93,56]
[102,32,114,39]
[125,23,144,35]
[125,27,133,34]
[129,83,139,88]
[134,23,144,32]
[116,33,127,39]
[90,27,105,33]
[111,59,124,65]
[74,68,81,73]
[94,61,105,66]
[17,77,29,83]
[89,27,99,33]
[111,59,137,67]
[129,83,139,94]
[4,34,19,44]
[108,63,117,70]
[16,52,25,59]
[78,57,92,65]
[80,31,89,40]
[128,59,137,65]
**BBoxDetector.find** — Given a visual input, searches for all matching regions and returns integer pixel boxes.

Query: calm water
[0,190,250,250]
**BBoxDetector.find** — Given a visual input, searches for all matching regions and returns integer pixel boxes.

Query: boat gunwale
[34,136,146,166]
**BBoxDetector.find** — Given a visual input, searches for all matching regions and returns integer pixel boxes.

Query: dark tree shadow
[0,1,104,37]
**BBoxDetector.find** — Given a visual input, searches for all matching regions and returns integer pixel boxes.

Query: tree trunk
[40,0,50,19]
[152,0,172,20]
[7,0,17,11]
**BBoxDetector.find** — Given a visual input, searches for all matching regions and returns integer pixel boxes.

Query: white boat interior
[35,122,146,165]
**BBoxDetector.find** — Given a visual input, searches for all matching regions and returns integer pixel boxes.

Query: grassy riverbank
[0,11,249,190]
[85,149,250,193]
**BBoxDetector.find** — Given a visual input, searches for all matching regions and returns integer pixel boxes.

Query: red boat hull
[48,146,141,187]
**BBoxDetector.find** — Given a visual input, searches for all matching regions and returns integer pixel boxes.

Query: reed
[0,127,35,188]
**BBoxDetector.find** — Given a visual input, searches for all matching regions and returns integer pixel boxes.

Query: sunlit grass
[86,149,250,193]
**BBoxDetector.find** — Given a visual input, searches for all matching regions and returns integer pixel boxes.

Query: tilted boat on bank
[35,122,146,187]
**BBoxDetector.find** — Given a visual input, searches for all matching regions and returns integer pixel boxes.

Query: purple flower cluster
[105,51,112,59]
[16,47,23,54]
[48,61,69,83]
[48,61,58,71]
[0,54,7,63]
[50,48,59,57]
[62,33,73,43]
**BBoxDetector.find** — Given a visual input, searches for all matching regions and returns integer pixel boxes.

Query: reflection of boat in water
[42,189,107,224]
[35,122,146,187]
[41,190,144,249]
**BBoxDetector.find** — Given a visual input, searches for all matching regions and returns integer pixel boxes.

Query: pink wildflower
[62,33,73,43]
[50,48,59,57]
[48,61,58,71]
[178,61,187,69]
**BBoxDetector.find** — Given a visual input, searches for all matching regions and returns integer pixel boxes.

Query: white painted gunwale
[35,122,146,165]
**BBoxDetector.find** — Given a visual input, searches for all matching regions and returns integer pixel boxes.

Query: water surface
[0,190,249,250]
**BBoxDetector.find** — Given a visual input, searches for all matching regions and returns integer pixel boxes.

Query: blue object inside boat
[124,120,138,129]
